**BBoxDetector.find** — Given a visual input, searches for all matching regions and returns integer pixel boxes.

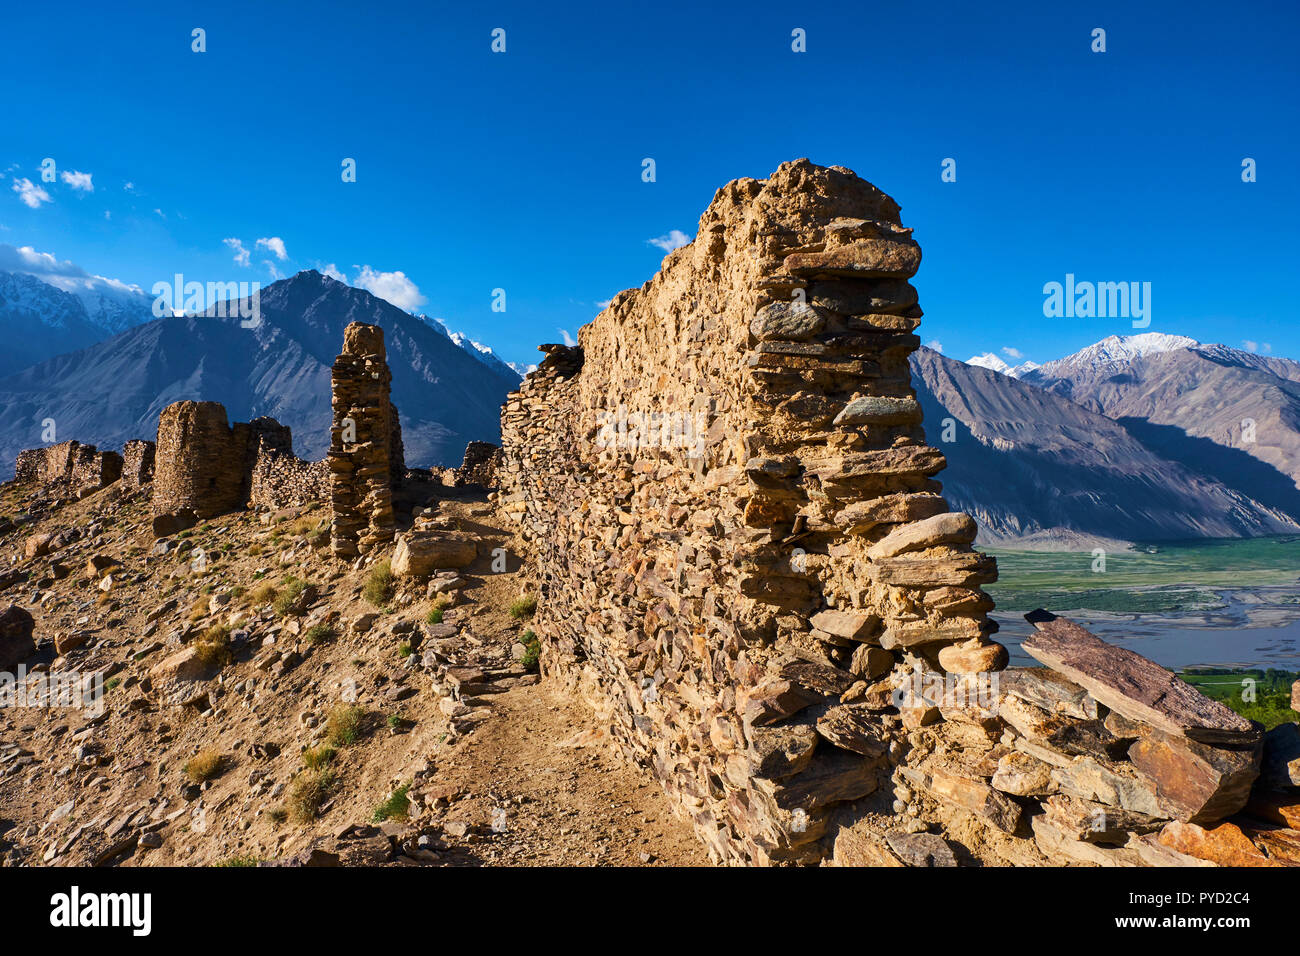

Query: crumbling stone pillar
[329,322,397,558]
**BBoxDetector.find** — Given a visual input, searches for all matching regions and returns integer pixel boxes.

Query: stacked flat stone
[121,440,156,488]
[499,160,1007,865]
[329,322,398,558]
[454,440,502,488]
[151,402,315,518]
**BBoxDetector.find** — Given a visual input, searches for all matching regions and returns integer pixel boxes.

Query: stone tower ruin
[328,322,403,558]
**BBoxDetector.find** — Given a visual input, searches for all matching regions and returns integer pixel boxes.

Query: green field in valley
[985,535,1300,614]
[1179,668,1300,730]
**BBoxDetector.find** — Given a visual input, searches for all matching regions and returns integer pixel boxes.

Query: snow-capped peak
[965,353,1041,378]
[415,314,525,380]
[1031,333,1198,379]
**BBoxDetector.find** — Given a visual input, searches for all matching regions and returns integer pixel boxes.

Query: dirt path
[426,678,708,866]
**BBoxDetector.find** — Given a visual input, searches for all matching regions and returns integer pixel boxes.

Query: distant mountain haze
[3,269,1297,551]
[921,333,1300,546]
[0,270,521,479]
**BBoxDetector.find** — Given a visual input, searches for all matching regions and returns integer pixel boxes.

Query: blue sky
[1,0,1296,368]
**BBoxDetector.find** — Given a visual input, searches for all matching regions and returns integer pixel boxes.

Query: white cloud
[1001,346,1023,359]
[319,262,347,283]
[153,208,164,218]
[925,339,944,353]
[0,242,146,304]
[223,238,250,267]
[60,170,94,193]
[353,265,427,311]
[123,182,137,193]
[1242,339,1273,354]
[558,328,576,347]
[12,178,51,208]
[256,236,288,260]
[262,259,282,280]
[596,297,613,310]
[647,229,692,253]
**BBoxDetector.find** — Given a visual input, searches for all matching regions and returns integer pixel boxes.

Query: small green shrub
[371,783,411,823]
[520,629,541,672]
[363,561,395,607]
[288,769,337,823]
[509,594,538,619]
[302,744,337,770]
[305,623,336,645]
[326,704,366,746]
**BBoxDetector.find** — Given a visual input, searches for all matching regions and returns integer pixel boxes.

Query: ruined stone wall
[499,161,1004,864]
[329,322,397,557]
[152,402,249,517]
[12,440,122,494]
[454,440,502,488]
[152,403,316,517]
[121,440,157,488]
[248,453,330,510]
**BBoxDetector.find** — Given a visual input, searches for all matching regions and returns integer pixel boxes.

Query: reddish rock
[1243,827,1300,865]
[1022,612,1258,746]
[1129,730,1260,824]
[1157,821,1281,867]
[1244,791,1300,829]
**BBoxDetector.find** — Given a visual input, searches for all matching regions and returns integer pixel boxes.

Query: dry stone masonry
[13,440,122,497]
[500,160,1006,864]
[329,322,403,558]
[152,402,306,518]
[498,159,1292,867]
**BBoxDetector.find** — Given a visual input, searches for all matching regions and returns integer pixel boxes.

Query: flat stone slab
[1022,611,1257,746]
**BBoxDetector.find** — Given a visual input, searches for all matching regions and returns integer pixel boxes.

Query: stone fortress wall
[497,160,1285,866]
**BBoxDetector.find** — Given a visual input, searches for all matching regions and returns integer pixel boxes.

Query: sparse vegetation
[371,783,410,822]
[326,704,366,746]
[302,743,337,770]
[398,640,412,658]
[273,575,310,615]
[193,624,232,669]
[363,560,395,607]
[268,807,288,825]
[520,629,541,672]
[288,768,337,823]
[509,594,538,619]
[216,854,262,867]
[249,581,277,606]
[183,750,225,784]
[305,623,336,645]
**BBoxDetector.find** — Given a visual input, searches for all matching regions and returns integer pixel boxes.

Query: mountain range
[927,334,1300,546]
[0,270,521,478]
[2,261,1297,550]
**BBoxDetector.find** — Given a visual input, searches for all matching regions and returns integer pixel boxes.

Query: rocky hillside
[0,271,521,479]
[0,476,703,867]
[910,347,1300,545]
